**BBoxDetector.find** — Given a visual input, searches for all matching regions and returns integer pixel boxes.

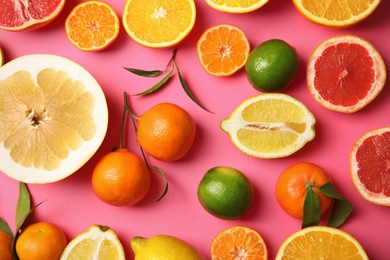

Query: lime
[245,39,300,92]
[197,166,253,220]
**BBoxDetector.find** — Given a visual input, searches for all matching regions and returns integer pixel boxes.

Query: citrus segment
[0,0,65,31]
[307,35,386,113]
[65,1,120,51]
[276,226,368,259]
[197,24,250,76]
[351,127,390,206]
[210,226,268,260]
[122,0,196,48]
[292,0,382,28]
[60,225,125,260]
[204,0,269,13]
[0,54,108,183]
[221,93,315,158]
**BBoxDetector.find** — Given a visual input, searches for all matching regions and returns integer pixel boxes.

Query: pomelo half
[0,54,108,183]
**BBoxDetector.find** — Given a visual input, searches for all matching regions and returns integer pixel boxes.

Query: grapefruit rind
[307,35,387,113]
[204,0,269,13]
[351,127,390,206]
[221,93,316,159]
[0,54,108,184]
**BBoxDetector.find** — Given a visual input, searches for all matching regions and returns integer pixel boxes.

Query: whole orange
[275,162,333,219]
[137,103,196,162]
[0,231,12,260]
[15,222,67,260]
[92,148,151,207]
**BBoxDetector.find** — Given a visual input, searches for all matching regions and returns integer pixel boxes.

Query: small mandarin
[137,103,196,162]
[0,231,12,260]
[92,148,151,207]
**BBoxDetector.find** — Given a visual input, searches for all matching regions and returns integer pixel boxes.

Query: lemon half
[0,54,108,183]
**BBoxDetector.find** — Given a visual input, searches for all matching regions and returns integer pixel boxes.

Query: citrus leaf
[174,62,213,113]
[132,68,173,96]
[318,182,344,200]
[151,166,168,202]
[15,182,30,230]
[0,217,13,238]
[302,188,321,228]
[124,67,163,77]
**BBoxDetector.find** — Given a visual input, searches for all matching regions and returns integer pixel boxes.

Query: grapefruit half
[351,127,390,206]
[0,54,108,183]
[0,0,66,31]
[307,35,387,113]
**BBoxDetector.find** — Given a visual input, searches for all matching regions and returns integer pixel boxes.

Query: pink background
[1,0,390,259]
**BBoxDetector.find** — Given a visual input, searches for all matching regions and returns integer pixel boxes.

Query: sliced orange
[292,0,382,28]
[307,35,386,113]
[211,226,268,260]
[65,1,120,51]
[204,0,269,13]
[197,24,250,77]
[351,127,390,206]
[276,226,368,259]
[122,0,196,48]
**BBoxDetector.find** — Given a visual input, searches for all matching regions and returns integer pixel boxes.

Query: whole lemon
[130,234,206,260]
[245,39,300,92]
[197,166,254,220]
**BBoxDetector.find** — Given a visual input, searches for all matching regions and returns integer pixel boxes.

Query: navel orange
[0,0,66,31]
[351,127,390,206]
[307,35,386,113]
[197,24,250,76]
[65,1,120,51]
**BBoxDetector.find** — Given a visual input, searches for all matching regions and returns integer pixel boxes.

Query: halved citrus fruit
[122,0,196,48]
[292,0,382,28]
[351,127,390,206]
[197,24,250,77]
[0,54,108,183]
[276,226,368,259]
[204,0,269,13]
[65,1,120,51]
[0,0,66,31]
[307,35,386,113]
[221,93,316,158]
[60,225,125,260]
[210,226,268,259]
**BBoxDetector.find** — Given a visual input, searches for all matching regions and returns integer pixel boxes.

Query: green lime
[245,39,300,92]
[197,166,253,220]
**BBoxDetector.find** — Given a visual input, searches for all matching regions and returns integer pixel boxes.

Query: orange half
[204,0,269,13]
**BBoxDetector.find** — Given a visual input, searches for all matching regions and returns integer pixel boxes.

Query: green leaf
[124,67,163,77]
[15,182,31,230]
[132,68,173,96]
[0,217,13,238]
[174,62,213,113]
[319,183,353,228]
[151,166,169,202]
[302,188,321,228]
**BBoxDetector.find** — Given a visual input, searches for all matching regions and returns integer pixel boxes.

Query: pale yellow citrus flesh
[292,0,382,28]
[60,225,125,260]
[0,54,108,183]
[276,226,368,259]
[204,0,269,13]
[122,0,196,48]
[65,1,120,51]
[221,93,315,158]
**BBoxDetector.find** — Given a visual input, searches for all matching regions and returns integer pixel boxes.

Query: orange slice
[204,0,269,13]
[292,0,382,28]
[65,1,120,51]
[122,0,196,48]
[276,226,369,259]
[307,35,386,113]
[211,226,268,260]
[351,127,390,206]
[197,24,250,77]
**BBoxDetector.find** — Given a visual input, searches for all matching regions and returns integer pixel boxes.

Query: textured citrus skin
[245,39,300,92]
[16,222,67,260]
[92,148,151,207]
[275,162,333,219]
[197,166,253,220]
[137,103,196,162]
[0,231,12,260]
